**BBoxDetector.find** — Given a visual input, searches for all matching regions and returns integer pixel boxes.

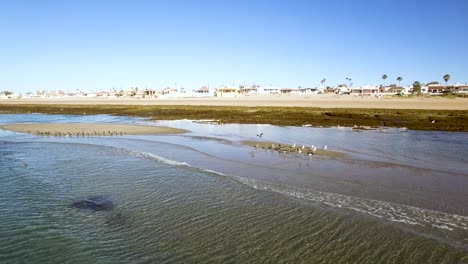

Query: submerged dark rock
[71,196,114,211]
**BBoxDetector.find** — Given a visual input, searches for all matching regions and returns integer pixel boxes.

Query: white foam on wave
[432,224,454,231]
[233,177,468,233]
[128,150,190,167]
[126,149,468,235]
[201,168,227,176]
[128,150,228,178]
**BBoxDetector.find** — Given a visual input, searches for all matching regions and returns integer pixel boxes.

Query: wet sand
[0,123,186,136]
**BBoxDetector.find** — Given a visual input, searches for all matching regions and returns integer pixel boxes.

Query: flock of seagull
[29,130,127,137]
[255,132,327,156]
[256,143,328,156]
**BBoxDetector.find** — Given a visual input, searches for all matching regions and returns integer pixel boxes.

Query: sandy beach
[2,94,468,110]
[0,123,186,136]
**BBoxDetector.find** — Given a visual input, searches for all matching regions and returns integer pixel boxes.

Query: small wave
[127,150,230,179]
[126,149,468,239]
[128,150,190,167]
[232,177,468,235]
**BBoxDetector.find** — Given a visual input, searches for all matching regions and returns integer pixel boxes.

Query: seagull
[431,120,436,123]
[311,144,315,149]
[257,132,263,138]
[301,145,305,149]
[313,147,317,152]
[323,145,328,150]
[292,143,296,148]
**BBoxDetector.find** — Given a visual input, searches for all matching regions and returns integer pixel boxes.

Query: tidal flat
[1,104,467,131]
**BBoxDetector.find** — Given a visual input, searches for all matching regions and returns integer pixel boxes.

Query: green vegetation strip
[1,104,467,132]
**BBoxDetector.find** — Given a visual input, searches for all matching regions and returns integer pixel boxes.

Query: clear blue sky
[1,0,467,92]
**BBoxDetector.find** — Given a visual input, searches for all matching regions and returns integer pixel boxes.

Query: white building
[299,87,319,94]
[215,86,239,97]
[193,86,215,97]
[350,85,379,95]
[159,87,180,98]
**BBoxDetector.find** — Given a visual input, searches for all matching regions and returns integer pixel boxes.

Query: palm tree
[443,74,451,86]
[397,77,403,86]
[320,78,326,87]
[382,75,388,86]
[413,81,421,94]
[345,78,352,87]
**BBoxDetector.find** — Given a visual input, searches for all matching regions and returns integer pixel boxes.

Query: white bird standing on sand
[292,143,296,148]
[313,146,317,152]
[311,144,315,149]
[301,145,305,149]
[323,145,328,150]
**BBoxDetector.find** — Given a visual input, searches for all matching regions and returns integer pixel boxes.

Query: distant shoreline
[1,94,468,110]
[1,96,467,132]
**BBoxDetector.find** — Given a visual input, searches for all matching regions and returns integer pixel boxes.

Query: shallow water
[0,114,467,263]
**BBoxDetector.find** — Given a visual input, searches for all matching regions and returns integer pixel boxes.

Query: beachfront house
[334,85,350,95]
[299,87,319,94]
[134,89,146,99]
[350,85,379,95]
[426,85,448,95]
[239,84,260,95]
[85,92,98,98]
[387,86,409,95]
[448,84,468,94]
[118,90,133,97]
[456,85,468,94]
[256,86,280,94]
[193,86,215,97]
[215,86,239,97]
[416,83,468,95]
[280,88,300,94]
[239,84,283,95]
[159,87,180,98]
[96,91,110,98]
[143,89,158,98]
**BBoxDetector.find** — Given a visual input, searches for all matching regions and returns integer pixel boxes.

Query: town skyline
[1,0,467,93]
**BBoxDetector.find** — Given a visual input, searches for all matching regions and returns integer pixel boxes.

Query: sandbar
[0,123,186,136]
[243,140,347,158]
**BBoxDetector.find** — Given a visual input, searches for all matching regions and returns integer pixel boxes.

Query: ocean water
[0,114,467,263]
